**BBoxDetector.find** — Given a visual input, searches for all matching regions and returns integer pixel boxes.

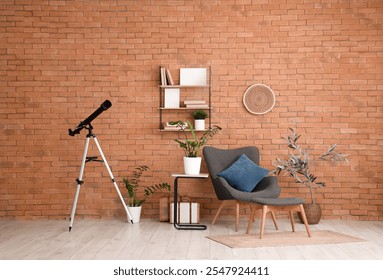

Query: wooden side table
[172,173,208,230]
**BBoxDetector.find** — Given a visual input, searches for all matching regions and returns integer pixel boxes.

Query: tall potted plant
[123,165,170,223]
[273,124,349,224]
[192,110,208,131]
[172,121,221,175]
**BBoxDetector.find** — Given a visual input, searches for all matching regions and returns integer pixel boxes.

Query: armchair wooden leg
[289,210,295,232]
[235,201,240,232]
[212,201,226,225]
[246,206,257,234]
[270,211,278,230]
[212,200,241,231]
[299,204,312,237]
[259,205,268,239]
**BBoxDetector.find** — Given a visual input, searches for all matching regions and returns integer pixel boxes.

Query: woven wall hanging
[243,84,276,115]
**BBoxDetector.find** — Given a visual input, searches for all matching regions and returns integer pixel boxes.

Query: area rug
[206,230,365,248]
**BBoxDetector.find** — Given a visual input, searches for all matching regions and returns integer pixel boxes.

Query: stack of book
[183,99,209,109]
[162,122,187,131]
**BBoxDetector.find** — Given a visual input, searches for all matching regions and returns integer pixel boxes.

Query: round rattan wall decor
[243,84,276,115]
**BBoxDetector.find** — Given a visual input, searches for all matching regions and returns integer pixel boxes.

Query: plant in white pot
[172,121,221,175]
[272,123,350,224]
[123,165,170,223]
[192,110,208,131]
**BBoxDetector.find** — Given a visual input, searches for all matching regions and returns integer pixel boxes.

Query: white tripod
[69,125,133,231]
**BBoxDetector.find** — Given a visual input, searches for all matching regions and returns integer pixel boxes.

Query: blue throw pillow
[217,154,269,192]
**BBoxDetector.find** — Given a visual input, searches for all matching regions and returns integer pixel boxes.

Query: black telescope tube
[82,100,112,126]
[68,100,112,136]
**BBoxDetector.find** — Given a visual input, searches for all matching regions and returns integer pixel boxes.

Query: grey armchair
[203,146,281,231]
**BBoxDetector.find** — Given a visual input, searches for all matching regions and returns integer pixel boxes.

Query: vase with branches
[272,124,349,223]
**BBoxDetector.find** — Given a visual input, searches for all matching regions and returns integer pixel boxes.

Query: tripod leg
[69,137,90,231]
[93,136,133,224]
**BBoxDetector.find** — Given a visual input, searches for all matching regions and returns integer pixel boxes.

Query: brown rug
[206,230,365,248]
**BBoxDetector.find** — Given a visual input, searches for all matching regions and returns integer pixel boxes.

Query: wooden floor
[0,218,382,260]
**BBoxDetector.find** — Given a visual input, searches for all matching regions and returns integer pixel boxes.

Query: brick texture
[1,0,382,221]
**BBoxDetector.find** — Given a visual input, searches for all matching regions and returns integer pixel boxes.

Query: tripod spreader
[86,156,103,163]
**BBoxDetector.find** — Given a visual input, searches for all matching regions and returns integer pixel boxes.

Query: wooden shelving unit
[159,66,212,131]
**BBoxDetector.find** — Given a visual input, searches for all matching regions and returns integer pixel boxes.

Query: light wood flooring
[0,218,382,260]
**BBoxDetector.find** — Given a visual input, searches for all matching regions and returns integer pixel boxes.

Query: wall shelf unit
[159,66,212,132]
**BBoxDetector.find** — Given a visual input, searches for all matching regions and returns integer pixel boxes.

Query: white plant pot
[128,206,142,224]
[183,157,202,175]
[194,119,205,131]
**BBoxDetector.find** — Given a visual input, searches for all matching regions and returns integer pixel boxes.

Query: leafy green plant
[171,120,221,157]
[192,110,208,120]
[123,165,170,207]
[272,124,349,204]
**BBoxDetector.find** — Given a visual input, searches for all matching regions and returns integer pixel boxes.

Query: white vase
[127,206,142,223]
[183,157,202,175]
[194,119,205,131]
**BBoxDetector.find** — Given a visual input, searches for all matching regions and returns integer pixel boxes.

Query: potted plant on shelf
[272,123,350,224]
[192,110,208,131]
[123,165,170,223]
[172,120,221,175]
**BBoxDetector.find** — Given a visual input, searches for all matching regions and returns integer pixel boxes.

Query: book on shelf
[165,68,174,85]
[160,67,167,86]
[160,67,175,86]
[184,100,206,105]
[185,104,209,109]
[183,99,208,108]
[163,122,186,130]
[163,126,181,131]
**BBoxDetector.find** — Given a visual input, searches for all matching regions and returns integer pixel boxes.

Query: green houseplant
[192,110,208,131]
[171,120,221,174]
[191,109,208,120]
[273,124,349,224]
[123,165,170,222]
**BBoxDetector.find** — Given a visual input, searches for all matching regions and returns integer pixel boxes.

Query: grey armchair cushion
[251,197,305,206]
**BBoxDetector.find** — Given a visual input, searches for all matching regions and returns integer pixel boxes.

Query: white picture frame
[180,68,207,86]
[164,88,180,108]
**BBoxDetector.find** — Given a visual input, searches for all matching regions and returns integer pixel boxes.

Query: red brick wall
[1,0,382,221]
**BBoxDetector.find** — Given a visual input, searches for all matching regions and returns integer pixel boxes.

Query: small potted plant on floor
[123,165,170,223]
[172,120,221,175]
[192,110,208,131]
[272,123,350,224]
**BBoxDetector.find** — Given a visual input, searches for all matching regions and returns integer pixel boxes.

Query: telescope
[68,100,112,136]
[67,99,134,230]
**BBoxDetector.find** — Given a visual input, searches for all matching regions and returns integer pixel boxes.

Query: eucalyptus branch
[273,124,350,204]
[319,144,350,162]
